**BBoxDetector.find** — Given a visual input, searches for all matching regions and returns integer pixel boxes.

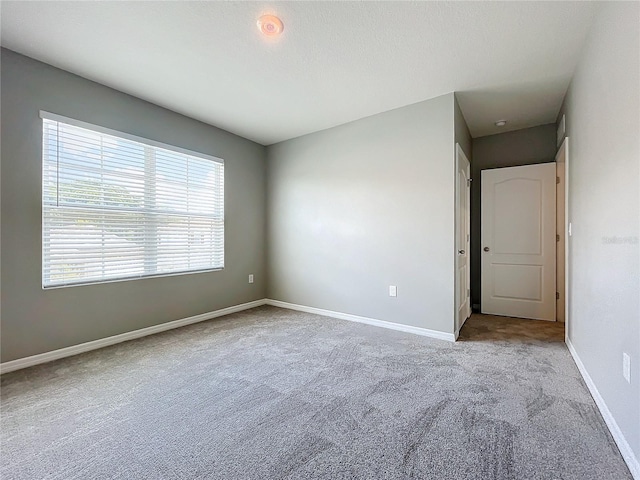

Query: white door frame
[455,143,471,338]
[556,137,570,339]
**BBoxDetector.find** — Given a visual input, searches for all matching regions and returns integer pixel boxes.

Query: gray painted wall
[454,96,472,161]
[558,2,640,462]
[470,124,557,308]
[267,94,456,335]
[1,49,267,362]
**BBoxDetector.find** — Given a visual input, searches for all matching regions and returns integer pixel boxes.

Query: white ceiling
[1,1,598,145]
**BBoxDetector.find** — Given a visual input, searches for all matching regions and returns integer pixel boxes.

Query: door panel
[493,179,542,254]
[481,163,556,321]
[492,264,542,301]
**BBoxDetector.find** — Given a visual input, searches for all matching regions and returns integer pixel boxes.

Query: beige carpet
[459,313,565,343]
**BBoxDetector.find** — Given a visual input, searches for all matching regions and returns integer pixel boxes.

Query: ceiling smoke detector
[495,120,507,127]
[257,15,284,36]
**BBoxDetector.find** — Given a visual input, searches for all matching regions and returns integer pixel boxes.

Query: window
[41,112,224,288]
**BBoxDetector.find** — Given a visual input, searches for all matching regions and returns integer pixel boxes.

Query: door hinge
[556,234,560,242]
[556,292,560,300]
[557,176,560,184]
[467,178,472,187]
[467,288,470,297]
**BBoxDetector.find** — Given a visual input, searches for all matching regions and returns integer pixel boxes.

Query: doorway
[480,163,557,321]
[556,138,569,332]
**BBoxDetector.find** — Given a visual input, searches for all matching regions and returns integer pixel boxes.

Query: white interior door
[456,145,471,333]
[481,163,556,321]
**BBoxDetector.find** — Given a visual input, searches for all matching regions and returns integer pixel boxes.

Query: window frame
[40,111,225,289]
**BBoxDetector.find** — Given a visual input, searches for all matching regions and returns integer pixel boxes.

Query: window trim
[40,111,225,289]
[42,265,224,290]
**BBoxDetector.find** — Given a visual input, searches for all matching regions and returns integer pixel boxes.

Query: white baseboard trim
[0,299,268,375]
[566,338,640,479]
[265,299,455,342]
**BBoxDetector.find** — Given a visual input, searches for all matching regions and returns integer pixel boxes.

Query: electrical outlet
[623,353,631,383]
[389,285,397,297]
[248,274,254,284]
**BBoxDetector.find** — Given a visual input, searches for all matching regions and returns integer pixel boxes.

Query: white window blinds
[41,112,224,288]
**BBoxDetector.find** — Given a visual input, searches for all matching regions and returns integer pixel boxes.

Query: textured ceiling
[1,1,598,144]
